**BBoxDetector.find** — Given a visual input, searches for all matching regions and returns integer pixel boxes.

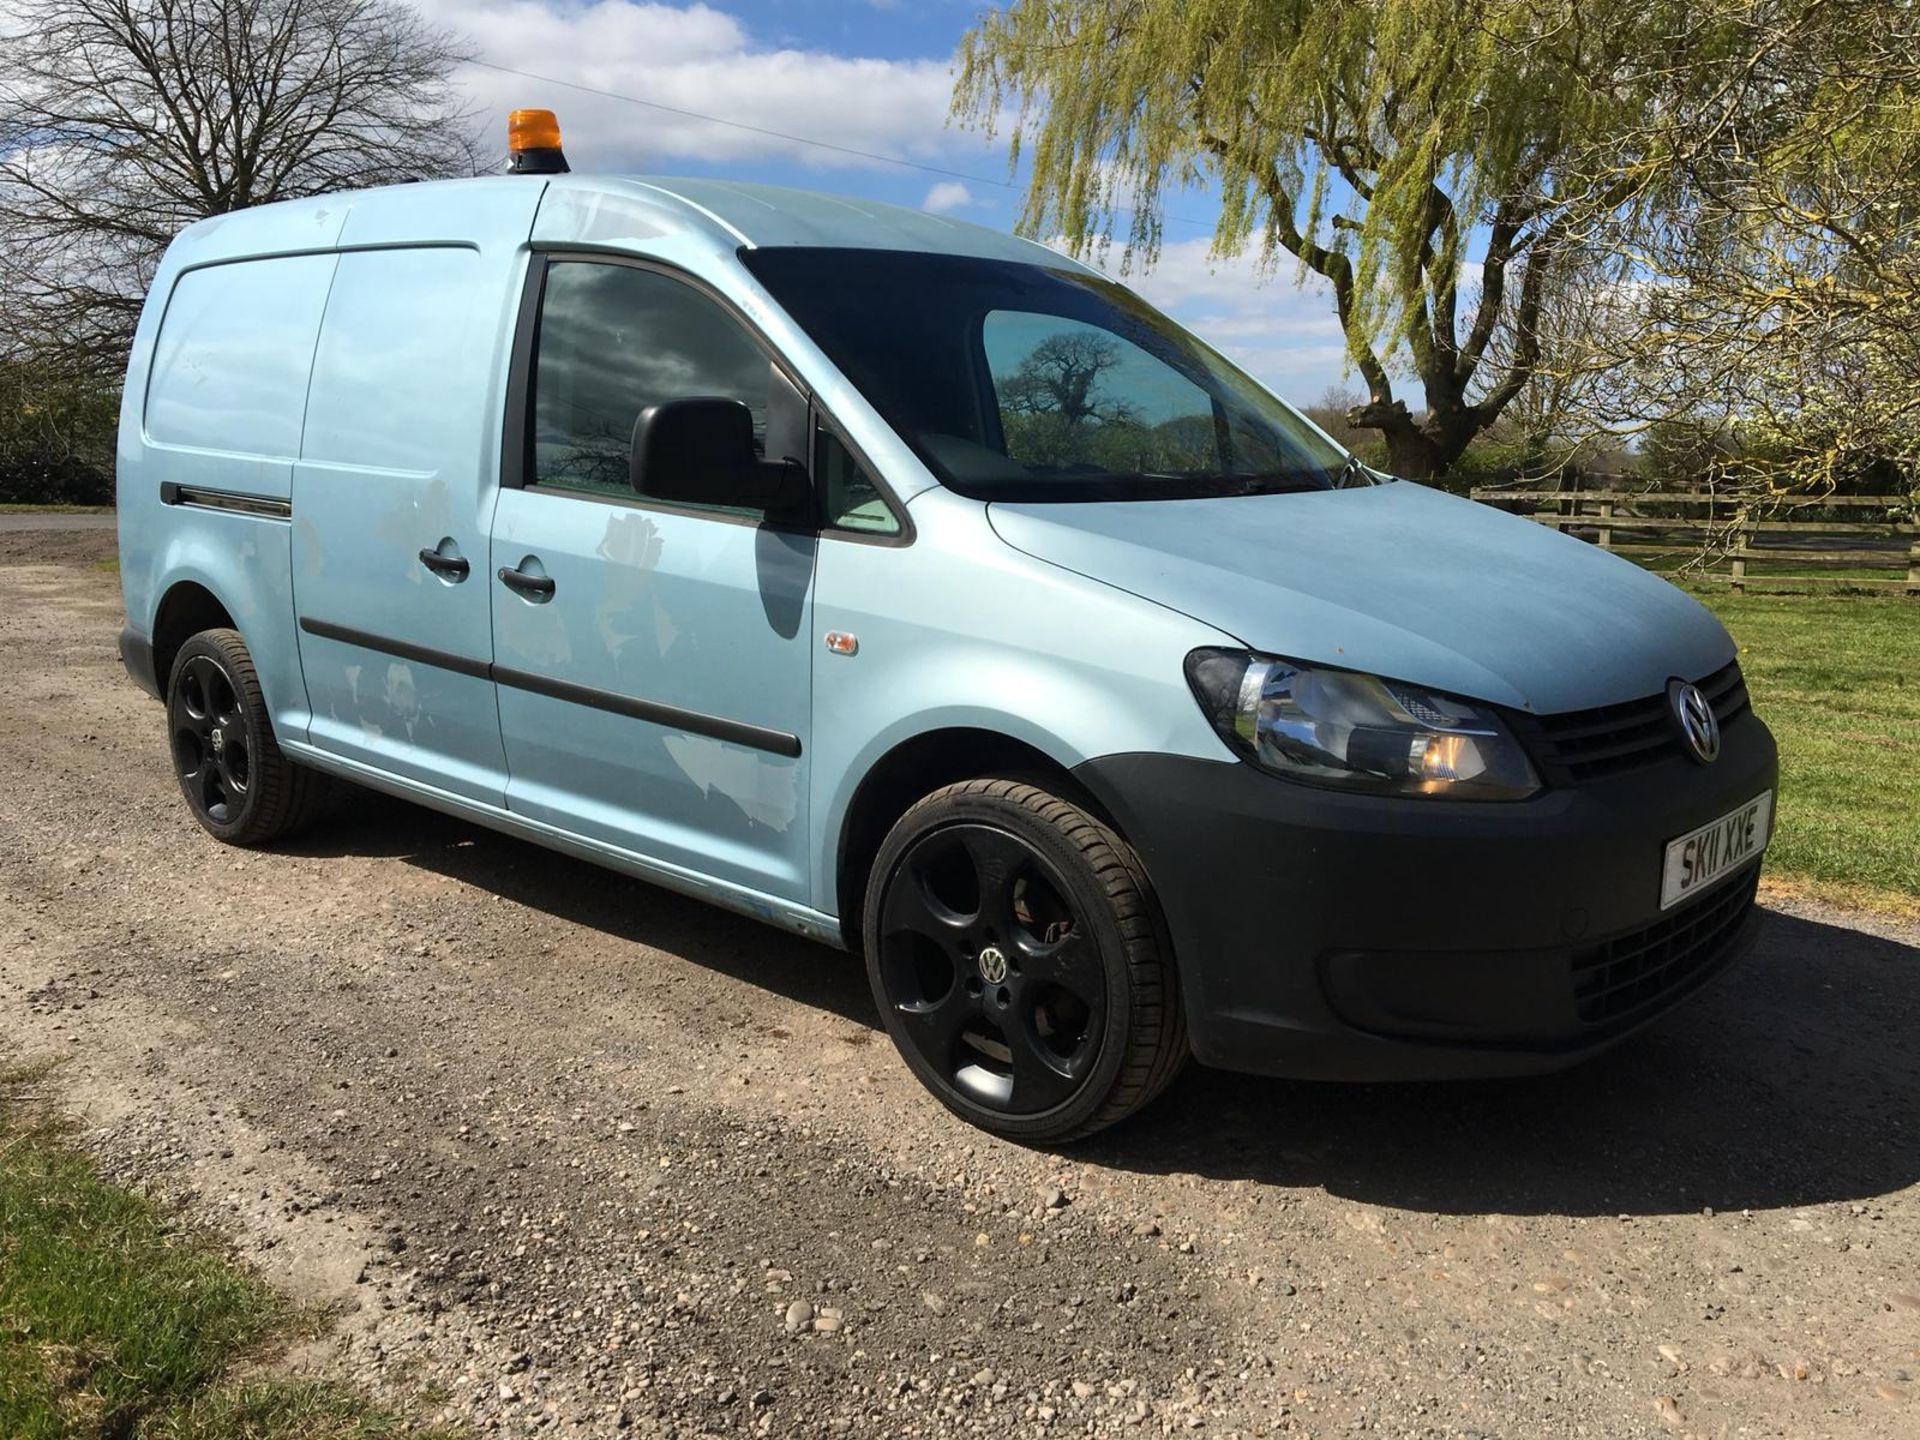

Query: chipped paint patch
[663,735,798,832]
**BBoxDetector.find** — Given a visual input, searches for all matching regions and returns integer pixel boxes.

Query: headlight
[1184,649,1540,800]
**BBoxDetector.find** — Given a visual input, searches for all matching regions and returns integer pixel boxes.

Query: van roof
[569,175,1077,266]
[165,173,1089,274]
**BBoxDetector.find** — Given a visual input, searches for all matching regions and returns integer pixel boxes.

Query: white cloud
[421,0,986,174]
[413,3,1344,397]
[921,180,977,214]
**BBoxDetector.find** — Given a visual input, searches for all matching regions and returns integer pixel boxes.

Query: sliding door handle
[418,547,470,580]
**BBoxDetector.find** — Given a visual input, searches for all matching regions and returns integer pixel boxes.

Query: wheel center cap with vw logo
[210,725,226,752]
[976,946,1009,985]
[1667,678,1720,764]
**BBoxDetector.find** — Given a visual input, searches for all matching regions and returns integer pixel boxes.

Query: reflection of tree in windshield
[1000,332,1136,427]
[993,326,1218,476]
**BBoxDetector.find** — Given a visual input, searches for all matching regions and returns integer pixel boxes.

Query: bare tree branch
[0,0,481,379]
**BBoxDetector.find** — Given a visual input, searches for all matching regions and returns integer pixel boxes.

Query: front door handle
[418,547,470,580]
[498,564,556,600]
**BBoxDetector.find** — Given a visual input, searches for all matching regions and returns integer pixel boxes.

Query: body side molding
[297,616,802,756]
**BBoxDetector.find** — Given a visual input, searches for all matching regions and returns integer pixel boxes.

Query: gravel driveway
[4,529,1917,1438]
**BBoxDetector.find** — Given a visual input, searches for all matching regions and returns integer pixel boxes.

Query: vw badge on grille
[1667,679,1720,764]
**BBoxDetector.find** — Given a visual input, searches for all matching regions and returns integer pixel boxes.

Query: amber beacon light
[507,108,570,175]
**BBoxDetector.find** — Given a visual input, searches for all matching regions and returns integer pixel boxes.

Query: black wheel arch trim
[118,625,162,699]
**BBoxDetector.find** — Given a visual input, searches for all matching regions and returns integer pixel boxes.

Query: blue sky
[419,0,1350,403]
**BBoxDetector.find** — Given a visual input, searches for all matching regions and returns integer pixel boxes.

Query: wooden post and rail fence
[1468,486,1920,596]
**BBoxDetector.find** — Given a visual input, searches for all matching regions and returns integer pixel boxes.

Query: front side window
[815,424,898,535]
[741,248,1348,503]
[531,261,770,505]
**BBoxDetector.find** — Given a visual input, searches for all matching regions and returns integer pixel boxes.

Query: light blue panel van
[118,122,1777,1142]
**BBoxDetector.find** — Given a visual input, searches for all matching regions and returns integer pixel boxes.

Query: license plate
[1661,791,1772,910]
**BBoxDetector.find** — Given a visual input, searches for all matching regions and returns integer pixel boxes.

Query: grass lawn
[1696,589,1920,915]
[0,1067,453,1440]
[0,504,112,514]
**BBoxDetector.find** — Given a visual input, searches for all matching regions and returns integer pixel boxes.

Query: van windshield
[741,248,1351,503]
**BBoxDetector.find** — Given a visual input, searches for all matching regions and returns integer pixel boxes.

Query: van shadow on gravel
[283,790,878,1029]
[1090,909,1920,1219]
[287,798,1917,1220]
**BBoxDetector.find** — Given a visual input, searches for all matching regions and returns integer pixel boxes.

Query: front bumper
[1072,711,1777,1081]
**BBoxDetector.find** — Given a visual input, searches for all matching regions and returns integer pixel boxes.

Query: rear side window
[303,247,488,476]
[145,255,335,458]
[531,262,770,504]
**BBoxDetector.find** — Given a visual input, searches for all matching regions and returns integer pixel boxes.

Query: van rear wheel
[862,777,1187,1144]
[166,628,326,846]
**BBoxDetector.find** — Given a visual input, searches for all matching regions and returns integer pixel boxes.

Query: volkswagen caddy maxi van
[117,118,1776,1141]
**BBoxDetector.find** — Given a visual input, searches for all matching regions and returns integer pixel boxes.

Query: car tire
[165,628,328,846]
[862,776,1187,1143]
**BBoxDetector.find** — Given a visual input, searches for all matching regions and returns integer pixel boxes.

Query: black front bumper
[1073,711,1777,1081]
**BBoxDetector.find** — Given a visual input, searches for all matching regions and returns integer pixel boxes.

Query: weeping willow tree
[1575,0,1920,502]
[953,0,1668,478]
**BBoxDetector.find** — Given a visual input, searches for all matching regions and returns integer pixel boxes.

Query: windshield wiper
[1330,454,1375,489]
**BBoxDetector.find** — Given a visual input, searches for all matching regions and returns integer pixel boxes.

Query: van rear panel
[118,177,543,753]
[120,250,338,737]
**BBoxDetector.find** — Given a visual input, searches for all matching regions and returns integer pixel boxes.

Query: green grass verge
[0,504,112,514]
[1695,590,1920,914]
[0,1067,455,1440]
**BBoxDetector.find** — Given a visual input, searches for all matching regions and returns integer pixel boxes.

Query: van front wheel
[166,628,326,846]
[862,777,1187,1144]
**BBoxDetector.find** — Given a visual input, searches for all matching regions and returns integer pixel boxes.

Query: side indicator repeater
[824,631,859,657]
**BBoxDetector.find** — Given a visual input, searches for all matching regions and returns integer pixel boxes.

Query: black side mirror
[629,397,809,515]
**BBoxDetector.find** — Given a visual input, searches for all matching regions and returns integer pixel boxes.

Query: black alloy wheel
[863,777,1187,1143]
[171,649,252,825]
[880,820,1105,1113]
[166,628,327,845]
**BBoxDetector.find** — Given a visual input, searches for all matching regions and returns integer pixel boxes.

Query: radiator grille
[1518,661,1750,785]
[1571,864,1760,1027]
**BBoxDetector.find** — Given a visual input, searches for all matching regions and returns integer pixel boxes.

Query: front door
[489,256,816,903]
